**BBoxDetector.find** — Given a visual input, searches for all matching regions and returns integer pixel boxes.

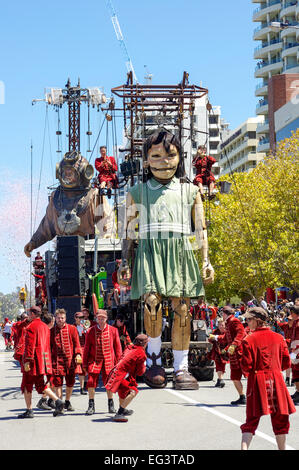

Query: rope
[33,105,48,232]
[88,117,105,163]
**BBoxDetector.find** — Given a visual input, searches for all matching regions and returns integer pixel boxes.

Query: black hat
[222,306,234,315]
[244,307,268,322]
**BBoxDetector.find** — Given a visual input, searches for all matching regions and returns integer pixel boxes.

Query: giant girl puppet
[120,130,214,390]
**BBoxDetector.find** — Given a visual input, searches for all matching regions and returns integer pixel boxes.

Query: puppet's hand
[24,242,34,258]
[202,261,214,285]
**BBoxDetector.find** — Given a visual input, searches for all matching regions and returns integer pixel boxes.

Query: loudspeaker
[56,235,86,296]
[45,250,57,287]
[45,250,58,300]
[56,296,82,323]
[106,261,117,290]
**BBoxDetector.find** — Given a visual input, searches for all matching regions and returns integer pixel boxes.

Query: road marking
[165,389,296,450]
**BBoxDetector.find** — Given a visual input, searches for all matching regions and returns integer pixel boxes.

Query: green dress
[129,177,205,299]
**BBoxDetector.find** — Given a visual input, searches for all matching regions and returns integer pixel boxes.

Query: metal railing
[256,99,269,109]
[255,57,282,70]
[283,41,299,49]
[253,0,281,15]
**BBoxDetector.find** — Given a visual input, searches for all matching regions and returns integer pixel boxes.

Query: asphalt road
[0,337,298,452]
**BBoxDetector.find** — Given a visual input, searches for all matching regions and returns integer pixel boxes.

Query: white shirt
[3,322,12,334]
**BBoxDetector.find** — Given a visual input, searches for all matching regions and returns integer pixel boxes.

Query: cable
[33,105,48,232]
[88,116,105,163]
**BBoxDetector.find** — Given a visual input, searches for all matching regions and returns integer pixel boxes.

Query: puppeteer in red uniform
[240,307,296,449]
[13,314,30,364]
[21,308,52,396]
[95,146,119,197]
[105,334,148,422]
[210,306,247,405]
[208,318,228,388]
[50,311,82,397]
[193,145,216,200]
[83,309,122,415]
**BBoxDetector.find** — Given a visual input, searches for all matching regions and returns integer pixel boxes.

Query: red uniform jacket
[112,271,120,293]
[241,327,296,418]
[218,315,246,370]
[83,324,122,375]
[50,323,81,375]
[13,319,30,363]
[208,327,229,365]
[277,321,293,349]
[289,318,299,372]
[193,155,216,185]
[95,156,119,186]
[112,323,132,352]
[22,318,52,376]
[105,345,146,393]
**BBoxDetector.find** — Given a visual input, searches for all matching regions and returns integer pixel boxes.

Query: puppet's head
[143,129,185,182]
[196,145,206,158]
[56,151,94,189]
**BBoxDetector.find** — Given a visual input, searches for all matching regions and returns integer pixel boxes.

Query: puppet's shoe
[173,370,199,390]
[143,365,167,389]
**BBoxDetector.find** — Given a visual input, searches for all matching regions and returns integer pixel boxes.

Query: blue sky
[0,0,257,294]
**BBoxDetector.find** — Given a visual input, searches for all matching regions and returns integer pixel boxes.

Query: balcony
[253,0,281,21]
[283,62,299,71]
[281,22,299,38]
[256,98,269,114]
[254,39,282,59]
[257,138,270,152]
[282,41,299,58]
[255,81,269,96]
[280,1,297,18]
[254,22,276,40]
[255,57,283,77]
[220,152,264,176]
[256,120,270,134]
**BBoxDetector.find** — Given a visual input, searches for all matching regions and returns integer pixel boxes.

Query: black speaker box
[56,235,86,296]
[106,261,117,290]
[57,235,85,248]
[56,296,82,323]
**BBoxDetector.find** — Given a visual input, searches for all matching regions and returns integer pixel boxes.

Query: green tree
[200,130,299,302]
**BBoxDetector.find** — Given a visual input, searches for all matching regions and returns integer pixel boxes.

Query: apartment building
[218,117,265,176]
[253,0,299,152]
